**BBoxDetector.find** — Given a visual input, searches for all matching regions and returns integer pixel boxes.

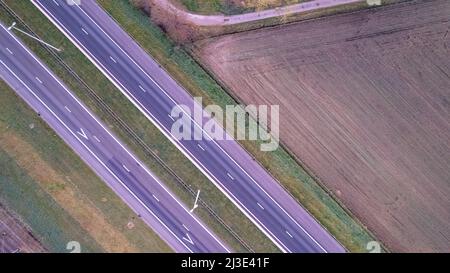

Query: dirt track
[195,0,450,252]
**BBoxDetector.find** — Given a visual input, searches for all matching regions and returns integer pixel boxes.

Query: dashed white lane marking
[227,172,235,180]
[52,0,59,6]
[35,77,42,84]
[64,106,71,113]
[81,27,89,35]
[286,231,293,238]
[93,135,101,143]
[152,194,160,202]
[197,144,205,151]
[109,56,117,63]
[257,202,265,210]
[122,164,130,172]
[182,224,190,232]
[5,48,13,55]
[138,85,146,92]
[168,114,175,121]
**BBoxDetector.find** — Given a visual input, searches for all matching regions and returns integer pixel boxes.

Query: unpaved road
[153,0,365,26]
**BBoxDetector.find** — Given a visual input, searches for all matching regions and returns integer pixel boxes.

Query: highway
[32,0,346,253]
[0,22,229,253]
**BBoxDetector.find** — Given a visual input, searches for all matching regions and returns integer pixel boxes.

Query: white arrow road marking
[190,190,201,213]
[76,128,88,140]
[182,233,194,245]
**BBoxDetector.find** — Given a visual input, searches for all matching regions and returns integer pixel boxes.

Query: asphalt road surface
[0,22,230,253]
[32,0,346,253]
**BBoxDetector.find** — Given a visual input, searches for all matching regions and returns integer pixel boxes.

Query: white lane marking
[257,202,265,210]
[64,105,71,113]
[152,194,160,202]
[109,56,117,63]
[31,3,232,253]
[182,233,194,245]
[71,3,308,253]
[227,172,235,181]
[5,47,13,55]
[197,144,205,151]
[122,164,130,172]
[168,114,175,121]
[138,85,146,92]
[76,127,88,140]
[93,135,101,143]
[182,224,190,232]
[52,0,59,6]
[81,27,88,35]
[286,231,293,238]
[35,76,42,84]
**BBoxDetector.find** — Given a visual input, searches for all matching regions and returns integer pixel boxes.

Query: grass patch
[1,0,273,252]
[103,0,382,251]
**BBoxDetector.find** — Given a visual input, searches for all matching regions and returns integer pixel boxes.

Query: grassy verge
[0,80,171,252]
[103,0,383,251]
[1,0,274,252]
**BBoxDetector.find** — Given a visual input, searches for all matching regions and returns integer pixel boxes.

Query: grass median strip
[0,0,274,252]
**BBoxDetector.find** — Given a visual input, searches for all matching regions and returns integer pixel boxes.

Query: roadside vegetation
[0,0,275,252]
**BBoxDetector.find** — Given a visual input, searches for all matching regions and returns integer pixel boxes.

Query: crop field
[195,0,450,252]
